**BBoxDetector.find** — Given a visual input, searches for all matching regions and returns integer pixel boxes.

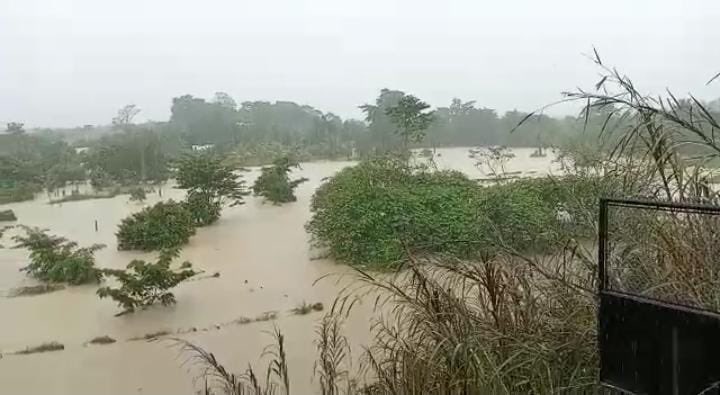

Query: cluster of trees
[4,89,719,206]
[116,152,247,251]
[0,107,175,205]
[0,126,81,201]
[169,93,361,162]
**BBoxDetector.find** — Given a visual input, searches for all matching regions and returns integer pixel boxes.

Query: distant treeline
[21,89,638,151]
[2,89,719,202]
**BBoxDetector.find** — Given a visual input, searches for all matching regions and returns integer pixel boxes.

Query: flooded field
[0,147,559,395]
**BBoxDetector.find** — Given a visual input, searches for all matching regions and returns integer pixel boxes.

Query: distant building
[75,146,90,154]
[191,144,214,151]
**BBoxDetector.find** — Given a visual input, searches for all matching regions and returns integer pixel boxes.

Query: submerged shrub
[97,249,196,314]
[128,187,147,202]
[116,200,196,251]
[183,191,222,226]
[307,158,577,268]
[0,183,36,204]
[252,156,308,204]
[13,226,105,285]
[15,341,65,355]
[0,209,17,222]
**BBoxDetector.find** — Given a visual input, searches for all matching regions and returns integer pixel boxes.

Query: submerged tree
[252,156,308,204]
[176,153,248,226]
[97,249,196,314]
[13,226,105,284]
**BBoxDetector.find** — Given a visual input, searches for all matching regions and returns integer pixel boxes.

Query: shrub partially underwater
[307,157,609,268]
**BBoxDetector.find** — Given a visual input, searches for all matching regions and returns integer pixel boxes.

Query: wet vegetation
[8,283,65,297]
[0,209,16,222]
[97,249,197,314]
[116,200,196,251]
[128,330,173,341]
[14,341,65,355]
[0,184,36,204]
[175,152,248,226]
[128,187,147,202]
[3,46,720,395]
[290,301,324,315]
[252,156,308,204]
[307,157,612,268]
[173,328,290,395]
[171,60,720,395]
[88,336,117,345]
[0,84,638,208]
[49,190,120,204]
[12,226,105,285]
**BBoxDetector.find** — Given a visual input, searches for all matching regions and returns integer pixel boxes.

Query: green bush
[97,249,197,314]
[183,191,221,226]
[0,209,17,222]
[0,183,36,204]
[12,226,105,284]
[129,187,147,202]
[252,156,308,204]
[89,167,114,189]
[506,175,621,238]
[116,200,196,251]
[308,159,483,267]
[307,159,606,268]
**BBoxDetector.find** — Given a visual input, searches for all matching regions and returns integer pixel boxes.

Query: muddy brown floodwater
[0,148,559,395]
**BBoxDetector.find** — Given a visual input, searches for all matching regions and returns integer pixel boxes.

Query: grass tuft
[8,284,65,297]
[15,341,65,355]
[88,336,116,345]
[291,301,324,315]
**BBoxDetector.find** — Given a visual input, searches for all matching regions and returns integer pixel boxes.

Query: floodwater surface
[0,147,559,395]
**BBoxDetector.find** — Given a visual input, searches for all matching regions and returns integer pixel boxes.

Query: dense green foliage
[116,200,196,251]
[116,153,246,252]
[252,156,308,204]
[385,94,435,148]
[7,88,719,197]
[182,191,222,226]
[176,153,248,226]
[12,227,105,284]
[169,94,358,158]
[0,132,78,202]
[84,129,170,185]
[0,184,36,204]
[128,187,147,202]
[307,158,610,268]
[44,161,86,191]
[0,210,17,222]
[89,167,113,189]
[97,249,196,313]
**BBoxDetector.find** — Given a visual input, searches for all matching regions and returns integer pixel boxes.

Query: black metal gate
[598,198,720,395]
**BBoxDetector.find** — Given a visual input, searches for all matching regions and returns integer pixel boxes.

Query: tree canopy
[176,152,248,225]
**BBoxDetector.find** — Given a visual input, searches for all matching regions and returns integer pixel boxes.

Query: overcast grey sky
[1,0,718,128]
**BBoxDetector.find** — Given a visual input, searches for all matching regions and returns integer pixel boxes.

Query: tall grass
[173,327,290,395]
